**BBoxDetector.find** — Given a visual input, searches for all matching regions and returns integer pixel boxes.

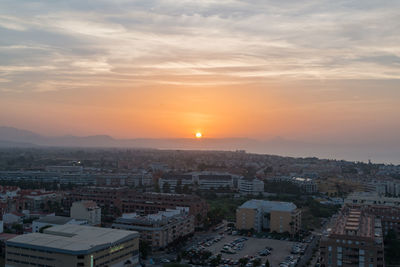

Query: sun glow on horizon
[195,132,202,138]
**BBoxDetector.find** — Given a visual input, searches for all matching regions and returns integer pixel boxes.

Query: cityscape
[0,148,399,266]
[1,1,400,267]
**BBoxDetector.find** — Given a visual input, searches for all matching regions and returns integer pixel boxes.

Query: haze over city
[1,0,400,163]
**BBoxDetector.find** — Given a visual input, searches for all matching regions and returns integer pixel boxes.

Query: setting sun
[195,132,202,138]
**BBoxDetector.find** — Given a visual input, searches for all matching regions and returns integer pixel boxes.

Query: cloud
[0,0,399,93]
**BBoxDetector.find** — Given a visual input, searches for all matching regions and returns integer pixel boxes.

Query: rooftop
[331,208,374,238]
[161,174,193,180]
[198,175,232,181]
[239,199,297,212]
[74,200,99,209]
[7,224,139,255]
[35,216,74,225]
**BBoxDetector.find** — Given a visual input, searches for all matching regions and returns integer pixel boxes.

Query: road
[296,235,319,267]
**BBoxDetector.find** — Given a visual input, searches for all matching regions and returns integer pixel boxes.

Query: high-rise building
[320,206,385,267]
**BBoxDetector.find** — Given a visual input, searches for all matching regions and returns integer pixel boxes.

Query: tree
[238,258,249,267]
[264,166,273,174]
[139,240,151,259]
[175,180,183,194]
[182,184,192,194]
[209,254,222,266]
[384,229,400,265]
[163,182,171,193]
[154,181,161,192]
[253,258,261,266]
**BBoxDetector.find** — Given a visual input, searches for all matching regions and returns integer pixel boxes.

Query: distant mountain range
[0,126,399,164]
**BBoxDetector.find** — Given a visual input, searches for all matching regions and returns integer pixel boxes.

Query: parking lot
[205,234,300,266]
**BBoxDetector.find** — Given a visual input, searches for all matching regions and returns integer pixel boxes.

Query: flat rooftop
[239,199,297,212]
[35,216,73,225]
[7,224,139,255]
[331,208,374,238]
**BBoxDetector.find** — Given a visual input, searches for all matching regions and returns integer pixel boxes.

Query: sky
[0,0,400,143]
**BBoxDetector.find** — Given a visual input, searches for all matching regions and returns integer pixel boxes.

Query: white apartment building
[238,178,264,195]
[191,171,235,190]
[70,200,101,226]
[345,192,400,206]
[291,177,318,193]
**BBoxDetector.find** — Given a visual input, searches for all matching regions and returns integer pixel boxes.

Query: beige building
[236,200,301,235]
[5,224,139,267]
[71,200,101,226]
[112,208,194,250]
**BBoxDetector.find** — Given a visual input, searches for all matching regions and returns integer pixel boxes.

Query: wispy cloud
[0,0,399,92]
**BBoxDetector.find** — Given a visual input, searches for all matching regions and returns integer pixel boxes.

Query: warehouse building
[5,224,139,267]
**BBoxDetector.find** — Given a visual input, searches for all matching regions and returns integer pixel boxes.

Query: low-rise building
[159,174,193,192]
[345,192,400,207]
[291,177,318,193]
[66,188,209,226]
[197,174,234,190]
[112,207,194,250]
[70,200,101,226]
[270,176,318,193]
[2,212,24,224]
[236,199,301,235]
[45,165,83,174]
[5,224,139,267]
[238,178,264,195]
[32,215,87,233]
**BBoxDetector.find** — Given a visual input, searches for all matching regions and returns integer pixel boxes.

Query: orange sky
[1,1,400,143]
[1,80,400,143]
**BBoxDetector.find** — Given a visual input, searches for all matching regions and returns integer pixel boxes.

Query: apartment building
[64,187,129,213]
[5,224,139,267]
[236,200,301,235]
[70,200,101,226]
[197,174,234,190]
[291,177,318,193]
[112,208,194,249]
[271,176,318,193]
[345,204,400,236]
[45,165,83,173]
[345,192,400,207]
[95,173,153,187]
[319,206,385,267]
[121,192,208,226]
[238,178,265,195]
[159,174,194,192]
[65,187,208,226]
